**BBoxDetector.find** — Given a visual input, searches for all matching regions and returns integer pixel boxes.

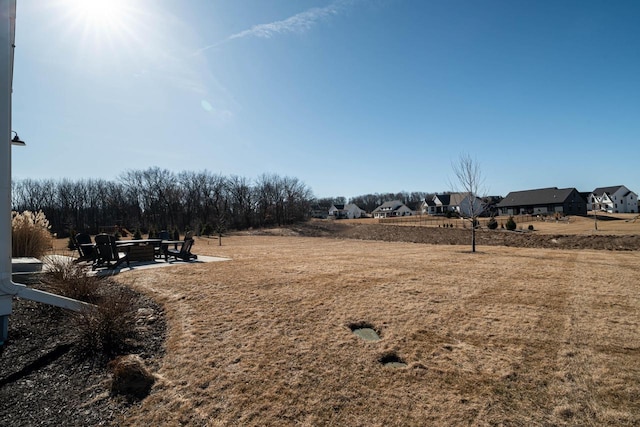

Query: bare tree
[450,153,486,253]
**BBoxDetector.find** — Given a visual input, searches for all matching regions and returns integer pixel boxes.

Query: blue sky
[11,0,640,199]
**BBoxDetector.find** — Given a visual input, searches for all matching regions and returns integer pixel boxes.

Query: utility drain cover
[379,353,407,368]
[352,328,380,341]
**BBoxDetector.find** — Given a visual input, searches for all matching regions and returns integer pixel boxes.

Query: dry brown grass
[104,234,640,426]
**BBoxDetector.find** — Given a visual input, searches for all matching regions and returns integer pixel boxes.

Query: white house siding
[344,204,365,219]
[397,206,414,216]
[458,196,484,218]
[588,186,638,213]
[623,195,637,213]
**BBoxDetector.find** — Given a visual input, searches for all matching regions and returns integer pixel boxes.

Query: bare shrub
[73,289,138,358]
[41,257,101,303]
[108,354,155,400]
[11,210,52,258]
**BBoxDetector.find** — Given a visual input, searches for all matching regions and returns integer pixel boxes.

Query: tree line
[315,191,439,213]
[11,168,313,237]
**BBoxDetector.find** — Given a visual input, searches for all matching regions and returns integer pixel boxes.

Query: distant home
[482,196,504,217]
[421,193,484,217]
[372,200,413,218]
[587,185,637,213]
[329,203,366,219]
[496,187,587,216]
[310,204,329,219]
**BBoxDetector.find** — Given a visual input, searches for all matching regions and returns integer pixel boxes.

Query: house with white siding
[422,193,484,217]
[329,203,366,219]
[372,200,413,218]
[587,185,638,213]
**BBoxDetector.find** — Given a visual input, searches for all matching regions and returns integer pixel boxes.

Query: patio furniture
[154,230,171,258]
[166,237,198,261]
[93,234,130,270]
[127,244,155,262]
[115,238,162,262]
[74,233,95,263]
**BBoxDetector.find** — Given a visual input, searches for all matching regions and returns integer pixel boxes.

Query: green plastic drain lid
[379,353,406,368]
[383,361,407,368]
[352,327,380,341]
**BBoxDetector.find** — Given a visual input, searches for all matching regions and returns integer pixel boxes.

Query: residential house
[422,199,437,215]
[496,187,587,216]
[310,204,329,219]
[482,196,504,217]
[587,185,637,213]
[329,203,366,219]
[422,193,484,217]
[328,204,345,217]
[372,200,414,218]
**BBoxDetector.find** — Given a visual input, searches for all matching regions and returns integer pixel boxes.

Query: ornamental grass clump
[74,289,138,358]
[11,210,52,258]
[41,256,101,303]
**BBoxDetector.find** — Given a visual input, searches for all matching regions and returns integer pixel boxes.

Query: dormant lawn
[114,232,639,426]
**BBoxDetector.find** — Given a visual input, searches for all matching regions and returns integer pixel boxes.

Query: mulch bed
[0,277,166,427]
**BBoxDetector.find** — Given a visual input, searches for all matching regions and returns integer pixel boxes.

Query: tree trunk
[471,221,476,253]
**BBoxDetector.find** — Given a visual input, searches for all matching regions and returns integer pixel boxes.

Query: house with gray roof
[329,203,366,219]
[310,204,329,219]
[496,187,587,216]
[372,200,413,218]
[587,185,637,213]
[422,193,484,217]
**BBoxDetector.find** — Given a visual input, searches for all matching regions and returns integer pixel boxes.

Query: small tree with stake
[450,153,486,253]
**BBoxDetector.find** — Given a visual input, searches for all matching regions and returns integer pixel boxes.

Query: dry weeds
[113,234,640,426]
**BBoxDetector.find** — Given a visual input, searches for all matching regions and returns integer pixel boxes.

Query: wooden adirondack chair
[166,237,198,261]
[92,234,130,270]
[154,230,171,258]
[74,233,95,263]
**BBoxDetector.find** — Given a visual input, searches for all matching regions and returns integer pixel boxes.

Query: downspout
[1,0,90,345]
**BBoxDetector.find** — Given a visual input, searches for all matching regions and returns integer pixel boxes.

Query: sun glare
[58,0,131,34]
[51,0,145,67]
[76,0,123,25]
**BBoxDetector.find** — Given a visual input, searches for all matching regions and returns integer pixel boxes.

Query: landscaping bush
[73,289,138,358]
[133,229,142,240]
[528,224,535,231]
[41,257,102,303]
[506,216,517,231]
[11,210,52,258]
[487,217,498,230]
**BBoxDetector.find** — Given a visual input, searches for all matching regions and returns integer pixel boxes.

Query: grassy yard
[111,234,639,426]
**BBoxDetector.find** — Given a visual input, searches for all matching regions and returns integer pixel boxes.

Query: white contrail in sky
[196,0,356,54]
[229,1,345,40]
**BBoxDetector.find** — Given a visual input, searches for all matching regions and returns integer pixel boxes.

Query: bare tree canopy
[450,153,487,252]
[12,169,313,236]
